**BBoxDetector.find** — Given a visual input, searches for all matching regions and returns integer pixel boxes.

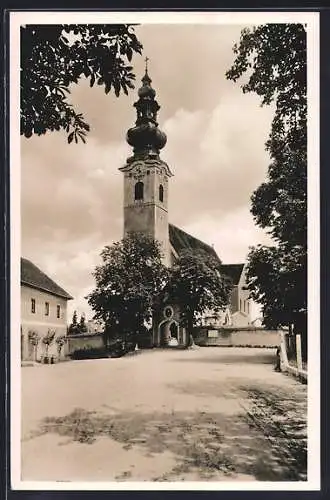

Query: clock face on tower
[118,67,173,268]
[133,164,144,180]
[163,306,174,319]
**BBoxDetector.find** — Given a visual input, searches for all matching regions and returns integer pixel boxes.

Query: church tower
[119,60,173,266]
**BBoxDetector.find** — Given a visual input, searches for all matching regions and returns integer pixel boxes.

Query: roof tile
[21,258,73,300]
[169,224,220,261]
[220,264,244,285]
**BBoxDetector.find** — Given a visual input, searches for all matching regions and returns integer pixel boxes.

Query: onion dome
[126,58,167,158]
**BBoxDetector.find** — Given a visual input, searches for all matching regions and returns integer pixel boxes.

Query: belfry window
[134,182,144,201]
[159,184,164,202]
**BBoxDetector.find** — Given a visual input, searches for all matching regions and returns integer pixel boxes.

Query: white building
[21,258,73,361]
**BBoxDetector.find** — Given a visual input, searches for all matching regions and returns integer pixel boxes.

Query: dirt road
[20,347,307,483]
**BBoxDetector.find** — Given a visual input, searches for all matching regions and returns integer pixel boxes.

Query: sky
[21,23,275,321]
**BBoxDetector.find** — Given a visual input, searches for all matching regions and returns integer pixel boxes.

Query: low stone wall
[194,327,281,348]
[66,333,104,356]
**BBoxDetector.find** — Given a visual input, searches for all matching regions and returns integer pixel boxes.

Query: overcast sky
[21,23,275,321]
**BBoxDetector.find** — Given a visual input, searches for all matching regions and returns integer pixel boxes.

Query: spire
[141,56,152,87]
[126,61,167,161]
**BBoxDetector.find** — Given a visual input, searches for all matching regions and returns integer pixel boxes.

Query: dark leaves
[166,250,232,330]
[21,23,143,143]
[87,233,167,333]
[226,23,307,328]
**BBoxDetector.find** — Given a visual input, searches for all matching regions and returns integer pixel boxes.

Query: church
[119,62,253,347]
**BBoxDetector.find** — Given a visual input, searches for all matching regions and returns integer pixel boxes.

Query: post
[296,334,303,371]
[279,330,289,367]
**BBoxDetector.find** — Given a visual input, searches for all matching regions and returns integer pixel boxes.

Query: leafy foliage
[166,250,232,335]
[68,310,80,335]
[68,311,88,335]
[42,328,56,357]
[247,245,306,329]
[21,24,143,142]
[226,24,307,330]
[55,335,67,355]
[28,330,40,346]
[79,313,88,333]
[87,232,168,343]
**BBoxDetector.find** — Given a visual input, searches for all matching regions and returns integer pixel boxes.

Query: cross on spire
[145,56,149,73]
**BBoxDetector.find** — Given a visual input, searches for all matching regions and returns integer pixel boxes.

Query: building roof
[169,224,220,262]
[21,258,73,300]
[220,263,244,285]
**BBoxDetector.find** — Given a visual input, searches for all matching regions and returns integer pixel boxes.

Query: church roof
[169,224,220,262]
[220,263,244,285]
[21,258,73,300]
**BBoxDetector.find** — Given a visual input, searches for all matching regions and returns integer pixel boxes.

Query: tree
[42,328,56,361]
[55,335,67,358]
[87,232,168,346]
[79,313,88,334]
[68,310,80,335]
[226,24,307,342]
[166,250,232,339]
[21,24,143,143]
[28,330,40,361]
[246,245,306,330]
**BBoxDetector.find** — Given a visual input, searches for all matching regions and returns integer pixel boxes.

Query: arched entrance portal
[170,322,178,339]
[158,320,179,346]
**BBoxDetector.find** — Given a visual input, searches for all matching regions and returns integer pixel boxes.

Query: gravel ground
[20,347,307,483]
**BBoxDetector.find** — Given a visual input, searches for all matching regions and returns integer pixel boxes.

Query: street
[21,347,307,482]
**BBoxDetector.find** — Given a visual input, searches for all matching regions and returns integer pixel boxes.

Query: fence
[279,331,307,382]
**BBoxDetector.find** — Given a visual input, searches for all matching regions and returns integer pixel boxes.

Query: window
[159,184,164,202]
[57,305,61,319]
[134,181,144,200]
[45,302,49,316]
[239,299,242,312]
[31,298,36,314]
[247,302,250,314]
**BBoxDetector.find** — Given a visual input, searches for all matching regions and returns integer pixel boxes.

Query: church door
[170,322,178,339]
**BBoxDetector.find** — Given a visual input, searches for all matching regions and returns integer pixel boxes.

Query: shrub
[55,335,67,356]
[70,347,109,360]
[28,330,40,361]
[42,329,56,359]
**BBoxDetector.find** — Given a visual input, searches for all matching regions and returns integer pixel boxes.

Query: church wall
[153,303,186,346]
[154,205,170,265]
[123,204,156,237]
[194,327,281,348]
[123,204,170,265]
[230,286,239,312]
[228,270,253,323]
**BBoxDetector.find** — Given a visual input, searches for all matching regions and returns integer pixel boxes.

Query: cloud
[163,90,273,228]
[182,207,272,264]
[20,23,275,320]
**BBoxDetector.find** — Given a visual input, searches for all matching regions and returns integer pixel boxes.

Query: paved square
[21,347,307,482]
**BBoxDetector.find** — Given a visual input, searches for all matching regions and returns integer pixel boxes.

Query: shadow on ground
[169,353,276,365]
[26,381,307,482]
